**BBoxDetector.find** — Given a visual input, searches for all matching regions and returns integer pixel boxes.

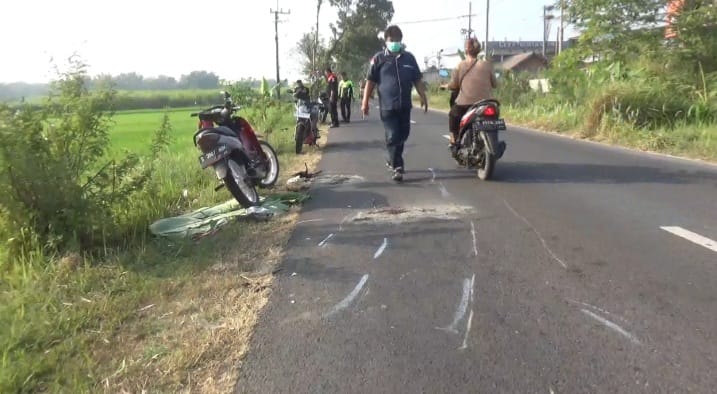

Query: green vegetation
[295,0,395,97]
[0,57,319,392]
[425,1,717,161]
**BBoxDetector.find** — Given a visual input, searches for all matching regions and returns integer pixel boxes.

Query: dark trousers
[329,100,339,126]
[340,97,351,122]
[380,108,412,169]
[449,104,472,140]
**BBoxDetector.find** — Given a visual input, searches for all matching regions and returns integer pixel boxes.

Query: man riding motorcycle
[292,80,321,139]
[292,80,311,102]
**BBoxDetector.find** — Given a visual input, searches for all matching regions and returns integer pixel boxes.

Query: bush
[0,56,171,255]
[495,71,537,107]
[586,79,717,132]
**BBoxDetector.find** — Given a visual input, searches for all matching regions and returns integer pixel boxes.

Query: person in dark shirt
[361,24,428,182]
[325,67,340,128]
[292,80,310,102]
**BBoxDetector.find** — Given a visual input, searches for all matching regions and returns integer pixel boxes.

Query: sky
[0,0,579,84]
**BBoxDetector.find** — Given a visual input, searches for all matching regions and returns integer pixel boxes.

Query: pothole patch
[349,205,475,224]
[313,174,366,185]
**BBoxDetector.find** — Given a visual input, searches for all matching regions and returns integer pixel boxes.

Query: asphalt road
[237,104,717,394]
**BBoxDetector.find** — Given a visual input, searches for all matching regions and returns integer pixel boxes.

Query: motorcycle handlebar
[189,105,241,118]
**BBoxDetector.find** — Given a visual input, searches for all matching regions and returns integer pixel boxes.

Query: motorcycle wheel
[477,152,496,180]
[224,155,259,208]
[295,123,306,154]
[258,140,279,188]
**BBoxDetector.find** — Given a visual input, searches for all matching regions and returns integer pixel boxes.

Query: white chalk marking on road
[374,238,388,259]
[297,218,325,225]
[324,274,370,318]
[410,119,417,124]
[660,226,717,253]
[428,168,436,182]
[438,182,451,198]
[581,309,641,345]
[437,274,475,334]
[470,221,478,257]
[458,309,474,350]
[318,233,334,247]
[442,134,451,140]
[503,199,568,269]
[566,298,629,324]
[429,167,450,196]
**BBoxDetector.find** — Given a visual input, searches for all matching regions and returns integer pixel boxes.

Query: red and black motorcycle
[452,99,507,180]
[191,91,279,207]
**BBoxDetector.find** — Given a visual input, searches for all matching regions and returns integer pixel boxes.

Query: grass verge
[415,90,717,163]
[1,108,325,393]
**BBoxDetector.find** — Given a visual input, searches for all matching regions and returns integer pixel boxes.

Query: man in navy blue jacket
[361,25,428,182]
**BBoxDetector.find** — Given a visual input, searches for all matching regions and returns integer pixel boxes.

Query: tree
[325,0,395,79]
[113,72,145,90]
[178,71,220,89]
[296,30,329,77]
[144,75,179,90]
[565,0,666,61]
[669,1,717,73]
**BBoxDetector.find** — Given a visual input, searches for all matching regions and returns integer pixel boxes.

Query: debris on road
[349,205,474,224]
[149,192,309,241]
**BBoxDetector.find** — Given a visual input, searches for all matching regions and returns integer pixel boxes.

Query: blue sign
[438,69,450,77]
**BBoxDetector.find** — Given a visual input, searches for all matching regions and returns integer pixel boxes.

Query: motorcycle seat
[199,126,238,138]
[470,98,501,109]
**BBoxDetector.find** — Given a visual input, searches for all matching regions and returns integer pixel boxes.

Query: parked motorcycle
[191,91,280,208]
[292,99,321,154]
[317,92,329,124]
[452,99,507,180]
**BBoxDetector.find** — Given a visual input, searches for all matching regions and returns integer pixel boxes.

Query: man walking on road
[339,72,354,123]
[362,24,428,182]
[325,67,340,128]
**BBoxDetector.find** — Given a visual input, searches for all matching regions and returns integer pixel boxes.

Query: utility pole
[542,5,555,57]
[313,1,322,96]
[485,0,490,56]
[460,2,477,39]
[468,2,473,37]
[270,1,290,98]
[460,2,474,39]
[558,0,565,54]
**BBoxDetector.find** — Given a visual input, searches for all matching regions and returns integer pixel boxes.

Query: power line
[393,14,476,25]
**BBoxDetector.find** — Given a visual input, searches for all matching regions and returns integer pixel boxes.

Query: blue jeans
[380,108,412,169]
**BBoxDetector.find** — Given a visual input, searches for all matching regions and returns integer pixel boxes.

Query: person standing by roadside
[325,67,340,128]
[362,25,428,182]
[339,72,354,123]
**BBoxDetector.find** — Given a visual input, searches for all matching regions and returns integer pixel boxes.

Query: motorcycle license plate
[296,110,311,119]
[198,144,229,169]
[473,118,507,131]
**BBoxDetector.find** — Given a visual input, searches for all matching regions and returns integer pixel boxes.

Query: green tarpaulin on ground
[149,192,309,241]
